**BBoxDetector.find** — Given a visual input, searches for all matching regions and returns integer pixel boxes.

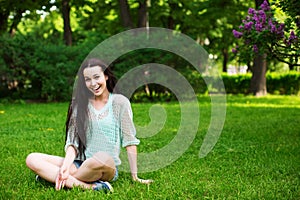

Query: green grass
[0,95,299,199]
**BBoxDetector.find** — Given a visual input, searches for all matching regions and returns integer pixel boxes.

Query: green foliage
[0,34,39,99]
[232,0,300,68]
[1,30,299,102]
[221,73,252,94]
[0,0,53,33]
[0,33,98,101]
[114,71,300,102]
[0,96,299,199]
[277,0,300,20]
[266,72,300,95]
[221,72,300,95]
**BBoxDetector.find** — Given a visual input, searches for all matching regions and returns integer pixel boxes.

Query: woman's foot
[93,181,113,192]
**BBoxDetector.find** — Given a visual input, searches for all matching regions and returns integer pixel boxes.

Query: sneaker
[35,175,40,182]
[93,181,113,193]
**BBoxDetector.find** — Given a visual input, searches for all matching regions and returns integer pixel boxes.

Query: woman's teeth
[93,85,101,91]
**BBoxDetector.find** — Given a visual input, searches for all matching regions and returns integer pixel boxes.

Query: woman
[26,58,152,192]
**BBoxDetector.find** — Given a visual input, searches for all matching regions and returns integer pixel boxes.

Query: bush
[219,72,300,95]
[266,72,300,95]
[221,73,252,94]
[1,33,299,102]
[0,33,100,101]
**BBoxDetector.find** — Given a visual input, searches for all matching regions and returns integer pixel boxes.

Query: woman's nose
[91,79,97,86]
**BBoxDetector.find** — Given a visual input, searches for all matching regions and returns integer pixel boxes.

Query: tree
[0,0,52,36]
[137,0,148,28]
[118,0,134,29]
[251,0,268,96]
[232,0,299,96]
[199,0,254,72]
[62,0,72,46]
[270,0,300,70]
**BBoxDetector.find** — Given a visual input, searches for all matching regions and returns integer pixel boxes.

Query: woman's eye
[94,75,101,79]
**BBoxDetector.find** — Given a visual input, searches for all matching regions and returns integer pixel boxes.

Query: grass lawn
[0,95,299,199]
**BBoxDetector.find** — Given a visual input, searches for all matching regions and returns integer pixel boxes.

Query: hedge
[220,72,300,95]
[0,34,299,102]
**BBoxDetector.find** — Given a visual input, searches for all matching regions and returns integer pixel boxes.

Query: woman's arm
[55,145,77,190]
[62,145,77,171]
[126,145,153,184]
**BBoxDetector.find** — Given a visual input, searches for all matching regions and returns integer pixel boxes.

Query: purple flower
[244,21,253,31]
[284,38,291,46]
[285,31,298,46]
[253,44,259,53]
[248,8,255,15]
[260,0,270,11]
[270,24,276,33]
[276,23,285,38]
[233,29,243,39]
[258,10,266,23]
[232,45,239,53]
[278,23,285,31]
[253,13,259,23]
[268,18,276,32]
[255,23,263,32]
[289,31,297,40]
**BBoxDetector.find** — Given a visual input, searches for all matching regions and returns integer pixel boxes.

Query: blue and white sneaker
[93,181,113,193]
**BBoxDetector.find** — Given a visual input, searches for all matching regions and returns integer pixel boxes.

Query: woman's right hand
[55,164,69,190]
[55,146,76,190]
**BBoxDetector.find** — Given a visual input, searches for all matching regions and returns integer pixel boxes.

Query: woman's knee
[26,152,41,170]
[93,152,115,166]
[92,152,115,169]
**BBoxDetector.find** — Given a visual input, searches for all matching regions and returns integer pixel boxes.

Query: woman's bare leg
[72,152,116,182]
[25,153,92,189]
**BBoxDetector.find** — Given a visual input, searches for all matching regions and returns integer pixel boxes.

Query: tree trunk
[138,0,147,28]
[0,11,9,34]
[137,0,151,96]
[118,0,134,29]
[167,2,176,29]
[222,48,228,72]
[250,53,267,96]
[62,0,72,46]
[250,0,269,96]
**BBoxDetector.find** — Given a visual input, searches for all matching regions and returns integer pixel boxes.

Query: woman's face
[83,66,108,97]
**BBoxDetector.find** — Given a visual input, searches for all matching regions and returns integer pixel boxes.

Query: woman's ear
[105,75,108,81]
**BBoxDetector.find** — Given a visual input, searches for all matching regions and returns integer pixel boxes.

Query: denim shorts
[73,160,118,182]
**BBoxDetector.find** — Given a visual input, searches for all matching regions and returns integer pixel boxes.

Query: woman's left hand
[132,174,154,184]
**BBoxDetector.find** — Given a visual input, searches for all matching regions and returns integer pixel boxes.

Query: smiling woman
[25,58,153,193]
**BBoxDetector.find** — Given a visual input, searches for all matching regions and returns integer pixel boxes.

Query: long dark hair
[65,58,117,159]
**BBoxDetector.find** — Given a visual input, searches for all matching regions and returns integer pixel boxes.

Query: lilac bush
[232,0,299,67]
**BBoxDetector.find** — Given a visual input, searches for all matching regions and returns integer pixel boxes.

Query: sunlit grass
[0,95,299,199]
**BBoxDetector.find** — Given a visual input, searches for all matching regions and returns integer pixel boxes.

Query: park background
[0,0,299,101]
[0,0,299,199]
